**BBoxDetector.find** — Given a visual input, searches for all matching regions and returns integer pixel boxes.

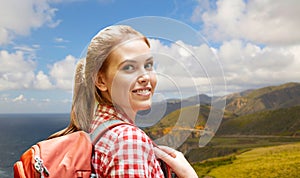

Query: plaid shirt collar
[94,104,134,124]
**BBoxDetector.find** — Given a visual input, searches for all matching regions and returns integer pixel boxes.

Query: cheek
[150,72,157,89]
[110,74,136,107]
[110,74,134,95]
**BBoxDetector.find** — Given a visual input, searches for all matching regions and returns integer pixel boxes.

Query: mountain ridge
[142,82,300,159]
[224,82,300,115]
[143,82,300,137]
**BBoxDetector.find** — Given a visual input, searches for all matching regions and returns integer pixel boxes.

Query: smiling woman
[98,40,156,119]
[49,25,197,177]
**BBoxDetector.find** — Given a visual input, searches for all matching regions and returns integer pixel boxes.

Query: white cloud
[0,93,72,113]
[150,38,300,95]
[216,40,300,92]
[0,28,11,44]
[0,50,77,91]
[0,0,60,45]
[13,94,26,102]
[49,55,77,90]
[33,71,53,89]
[13,45,40,60]
[0,50,36,90]
[188,0,300,93]
[192,0,300,45]
[150,39,224,96]
[42,98,51,102]
[13,45,39,53]
[54,37,69,43]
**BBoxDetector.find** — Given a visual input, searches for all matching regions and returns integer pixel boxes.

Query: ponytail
[71,58,96,132]
[49,58,94,138]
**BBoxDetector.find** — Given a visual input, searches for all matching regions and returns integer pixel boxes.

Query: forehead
[109,39,151,61]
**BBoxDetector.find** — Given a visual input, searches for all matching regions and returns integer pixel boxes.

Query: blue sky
[1,0,300,113]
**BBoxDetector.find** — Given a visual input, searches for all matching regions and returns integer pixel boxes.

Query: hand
[154,145,198,178]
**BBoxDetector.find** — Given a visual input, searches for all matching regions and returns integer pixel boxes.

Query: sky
[0,0,300,113]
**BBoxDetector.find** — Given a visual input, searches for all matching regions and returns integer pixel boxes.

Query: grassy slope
[203,142,300,178]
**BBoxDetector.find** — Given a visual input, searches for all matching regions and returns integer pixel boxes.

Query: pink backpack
[13,119,125,178]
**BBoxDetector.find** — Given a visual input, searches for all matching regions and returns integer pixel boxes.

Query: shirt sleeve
[92,125,164,178]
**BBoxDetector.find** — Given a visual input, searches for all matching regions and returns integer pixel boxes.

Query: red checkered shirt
[90,104,165,177]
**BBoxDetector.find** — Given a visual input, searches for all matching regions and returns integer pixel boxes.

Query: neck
[124,109,136,122]
[115,105,137,123]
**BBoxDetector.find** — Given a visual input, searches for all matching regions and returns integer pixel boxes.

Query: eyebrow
[118,56,153,67]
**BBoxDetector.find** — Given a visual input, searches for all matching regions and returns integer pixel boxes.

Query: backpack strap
[90,119,126,145]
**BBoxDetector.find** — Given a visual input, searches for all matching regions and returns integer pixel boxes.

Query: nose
[137,72,150,85]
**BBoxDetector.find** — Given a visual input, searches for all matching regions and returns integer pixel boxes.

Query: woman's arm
[154,145,198,178]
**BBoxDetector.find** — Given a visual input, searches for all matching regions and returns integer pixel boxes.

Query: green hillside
[200,142,300,178]
[217,105,300,136]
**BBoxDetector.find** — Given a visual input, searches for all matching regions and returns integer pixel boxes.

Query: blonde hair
[49,25,149,138]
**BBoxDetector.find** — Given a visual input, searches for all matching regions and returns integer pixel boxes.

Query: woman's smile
[132,87,152,97]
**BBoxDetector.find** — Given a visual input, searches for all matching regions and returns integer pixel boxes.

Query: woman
[51,25,197,177]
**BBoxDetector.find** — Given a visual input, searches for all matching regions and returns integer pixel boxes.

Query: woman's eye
[122,65,135,71]
[145,62,153,70]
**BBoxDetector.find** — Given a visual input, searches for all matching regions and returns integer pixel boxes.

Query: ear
[95,73,108,91]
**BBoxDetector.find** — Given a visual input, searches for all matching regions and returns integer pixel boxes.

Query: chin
[133,101,152,111]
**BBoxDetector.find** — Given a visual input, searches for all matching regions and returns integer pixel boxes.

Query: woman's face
[98,39,157,113]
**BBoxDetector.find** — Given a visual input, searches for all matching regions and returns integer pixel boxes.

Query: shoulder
[94,123,154,152]
[92,122,164,177]
[112,124,150,142]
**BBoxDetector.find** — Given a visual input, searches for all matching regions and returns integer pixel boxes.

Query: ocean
[0,113,70,178]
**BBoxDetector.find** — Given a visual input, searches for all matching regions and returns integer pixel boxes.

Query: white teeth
[136,89,150,94]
